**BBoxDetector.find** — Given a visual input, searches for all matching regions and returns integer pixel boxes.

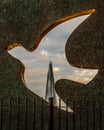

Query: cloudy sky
[8,15,98,99]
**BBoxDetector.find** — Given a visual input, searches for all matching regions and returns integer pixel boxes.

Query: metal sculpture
[0,0,103,129]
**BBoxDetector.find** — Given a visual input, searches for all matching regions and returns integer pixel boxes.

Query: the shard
[45,61,57,105]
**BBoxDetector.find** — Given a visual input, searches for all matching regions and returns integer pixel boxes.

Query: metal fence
[56,98,104,130]
[0,96,103,130]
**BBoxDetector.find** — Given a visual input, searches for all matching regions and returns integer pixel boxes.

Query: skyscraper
[45,61,57,105]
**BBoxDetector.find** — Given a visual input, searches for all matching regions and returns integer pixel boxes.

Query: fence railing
[0,96,103,130]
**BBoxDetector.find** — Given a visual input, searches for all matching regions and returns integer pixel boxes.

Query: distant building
[45,61,57,106]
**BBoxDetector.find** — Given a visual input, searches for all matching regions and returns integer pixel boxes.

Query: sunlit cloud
[40,50,48,57]
[74,69,97,77]
[65,69,98,84]
[74,69,97,81]
[53,67,60,72]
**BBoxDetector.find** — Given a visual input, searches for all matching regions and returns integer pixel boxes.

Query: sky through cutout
[9,15,98,98]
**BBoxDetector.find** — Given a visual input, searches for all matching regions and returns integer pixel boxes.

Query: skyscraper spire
[45,61,57,105]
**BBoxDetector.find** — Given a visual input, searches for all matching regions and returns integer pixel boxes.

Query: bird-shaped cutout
[0,0,98,98]
[0,0,102,101]
[8,15,98,98]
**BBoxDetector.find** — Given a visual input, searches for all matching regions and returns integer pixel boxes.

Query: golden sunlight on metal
[6,43,20,51]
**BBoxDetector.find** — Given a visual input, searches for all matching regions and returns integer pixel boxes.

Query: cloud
[69,69,98,84]
[53,67,60,72]
[74,69,98,78]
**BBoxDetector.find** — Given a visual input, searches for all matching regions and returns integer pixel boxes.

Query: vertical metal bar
[58,98,61,130]
[66,99,68,130]
[41,98,43,130]
[86,100,89,130]
[33,98,36,130]
[49,97,54,130]
[73,99,76,130]
[99,101,102,130]
[17,97,20,130]
[93,101,95,130]
[9,97,12,130]
[79,100,82,130]
[0,96,3,130]
[25,97,28,130]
